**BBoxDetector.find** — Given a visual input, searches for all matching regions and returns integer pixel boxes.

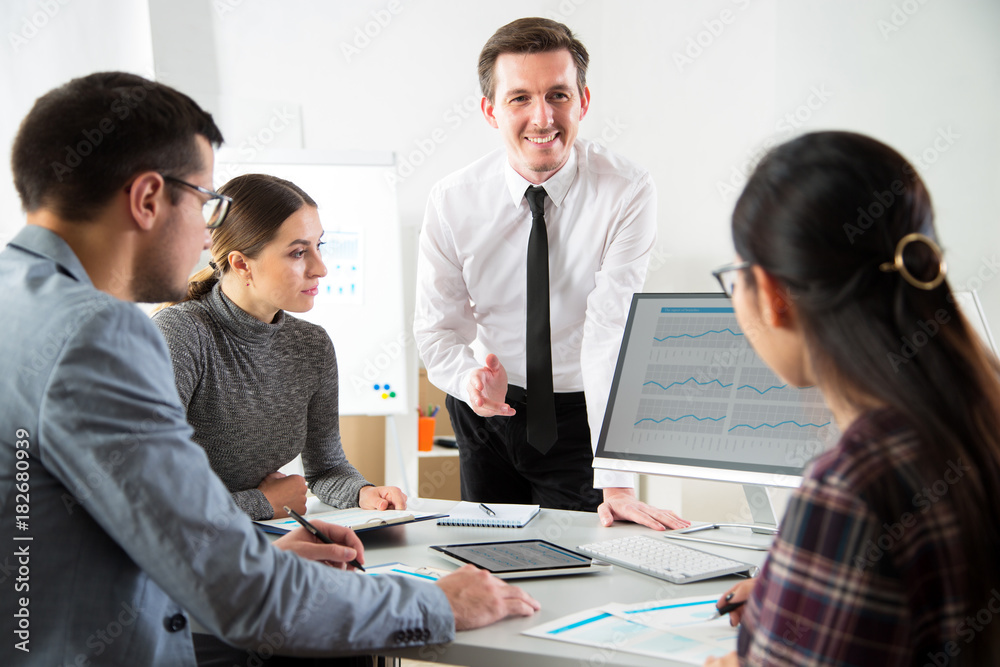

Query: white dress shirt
[414,138,657,488]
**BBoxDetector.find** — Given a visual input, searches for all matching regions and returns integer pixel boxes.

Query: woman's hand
[704,651,739,666]
[716,578,757,627]
[359,485,407,510]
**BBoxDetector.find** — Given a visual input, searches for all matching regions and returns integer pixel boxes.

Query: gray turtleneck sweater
[152,284,372,519]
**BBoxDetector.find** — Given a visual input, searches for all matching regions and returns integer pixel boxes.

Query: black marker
[283,506,365,572]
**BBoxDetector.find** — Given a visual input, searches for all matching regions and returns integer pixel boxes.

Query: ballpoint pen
[479,503,497,517]
[709,593,746,620]
[283,506,365,571]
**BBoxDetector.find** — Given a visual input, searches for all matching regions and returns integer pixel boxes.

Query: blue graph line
[736,383,788,394]
[635,414,726,426]
[728,420,831,432]
[654,328,744,341]
[644,378,733,391]
[644,378,790,394]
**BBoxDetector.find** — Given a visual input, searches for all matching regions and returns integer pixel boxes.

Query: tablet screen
[431,540,591,573]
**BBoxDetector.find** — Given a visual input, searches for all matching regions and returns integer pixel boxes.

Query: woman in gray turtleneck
[153,173,406,521]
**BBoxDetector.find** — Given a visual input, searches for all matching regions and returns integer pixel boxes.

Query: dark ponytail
[734,131,1000,660]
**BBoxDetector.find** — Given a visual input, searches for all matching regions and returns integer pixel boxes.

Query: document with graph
[524,595,736,664]
[596,293,836,478]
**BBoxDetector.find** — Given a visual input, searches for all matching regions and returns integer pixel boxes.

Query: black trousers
[446,386,602,512]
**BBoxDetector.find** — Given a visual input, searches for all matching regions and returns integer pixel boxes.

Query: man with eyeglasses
[0,72,537,666]
[161,175,233,229]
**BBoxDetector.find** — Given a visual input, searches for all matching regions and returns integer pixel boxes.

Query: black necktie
[524,186,557,454]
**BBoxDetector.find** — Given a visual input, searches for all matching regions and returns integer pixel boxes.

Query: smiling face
[238,205,327,317]
[482,49,590,184]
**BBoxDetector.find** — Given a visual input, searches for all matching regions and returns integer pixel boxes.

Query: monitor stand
[661,484,779,551]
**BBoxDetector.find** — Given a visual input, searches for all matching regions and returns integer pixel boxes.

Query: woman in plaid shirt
[706,131,1000,666]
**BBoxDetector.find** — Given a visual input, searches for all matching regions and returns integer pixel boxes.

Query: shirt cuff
[422,579,458,644]
[458,368,476,409]
[232,488,275,520]
[593,469,637,489]
[316,477,372,509]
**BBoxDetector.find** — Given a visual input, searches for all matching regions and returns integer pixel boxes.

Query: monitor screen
[954,290,998,356]
[594,293,837,488]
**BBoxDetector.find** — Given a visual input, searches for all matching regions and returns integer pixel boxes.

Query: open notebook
[437,502,540,528]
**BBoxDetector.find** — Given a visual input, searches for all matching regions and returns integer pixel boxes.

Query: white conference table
[339,498,770,667]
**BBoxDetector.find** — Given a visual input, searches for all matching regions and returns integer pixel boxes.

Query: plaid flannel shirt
[738,408,976,666]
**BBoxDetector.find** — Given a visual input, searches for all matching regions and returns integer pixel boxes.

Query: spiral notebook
[437,502,540,528]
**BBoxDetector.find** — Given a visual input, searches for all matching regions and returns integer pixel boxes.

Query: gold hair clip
[878,232,946,290]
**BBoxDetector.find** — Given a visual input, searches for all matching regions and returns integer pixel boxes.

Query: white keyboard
[577,535,756,584]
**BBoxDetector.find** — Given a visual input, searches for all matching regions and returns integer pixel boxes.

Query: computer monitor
[594,293,835,548]
[594,291,996,550]
[954,290,998,356]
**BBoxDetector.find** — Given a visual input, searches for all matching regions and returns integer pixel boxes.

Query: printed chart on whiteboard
[605,298,835,475]
[315,231,363,305]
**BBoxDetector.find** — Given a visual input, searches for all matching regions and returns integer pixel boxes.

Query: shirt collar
[7,225,93,287]
[503,144,579,209]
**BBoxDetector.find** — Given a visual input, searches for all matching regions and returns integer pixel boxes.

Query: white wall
[7,0,1000,512]
[0,0,155,245]
[148,0,1000,307]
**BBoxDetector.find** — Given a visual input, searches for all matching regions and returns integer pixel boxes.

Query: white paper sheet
[523,595,736,664]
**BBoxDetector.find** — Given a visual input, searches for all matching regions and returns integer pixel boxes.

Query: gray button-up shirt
[0,226,453,665]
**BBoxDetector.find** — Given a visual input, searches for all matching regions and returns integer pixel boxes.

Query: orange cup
[418,417,435,452]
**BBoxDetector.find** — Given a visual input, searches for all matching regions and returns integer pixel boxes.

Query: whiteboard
[216,149,408,416]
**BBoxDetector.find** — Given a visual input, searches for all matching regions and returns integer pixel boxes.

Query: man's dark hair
[478,17,589,103]
[12,71,224,221]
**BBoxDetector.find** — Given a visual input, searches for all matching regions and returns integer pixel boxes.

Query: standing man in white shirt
[414,17,689,530]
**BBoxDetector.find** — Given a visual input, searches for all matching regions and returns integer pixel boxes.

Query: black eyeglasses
[711,261,752,298]
[163,176,232,229]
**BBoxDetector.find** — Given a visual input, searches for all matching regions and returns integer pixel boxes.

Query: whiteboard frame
[214,149,409,417]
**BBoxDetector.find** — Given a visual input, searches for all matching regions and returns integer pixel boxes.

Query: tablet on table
[429,539,609,579]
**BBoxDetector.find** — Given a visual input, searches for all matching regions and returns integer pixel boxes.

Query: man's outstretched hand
[467,353,515,417]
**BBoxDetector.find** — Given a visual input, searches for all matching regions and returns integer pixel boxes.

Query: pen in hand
[712,600,745,618]
[283,506,365,572]
[710,593,746,620]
